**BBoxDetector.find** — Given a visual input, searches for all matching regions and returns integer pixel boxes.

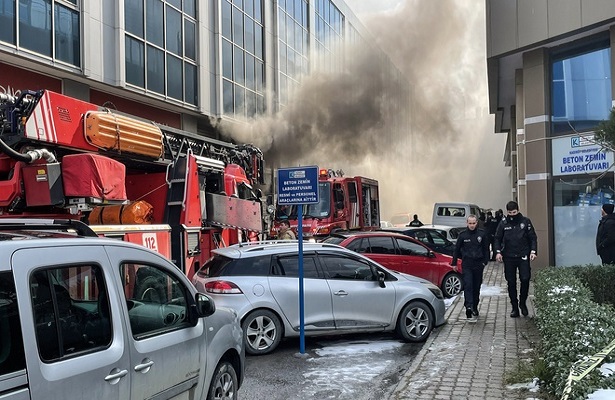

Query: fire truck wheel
[134,275,166,303]
[206,360,239,400]
[242,309,283,355]
[442,273,463,298]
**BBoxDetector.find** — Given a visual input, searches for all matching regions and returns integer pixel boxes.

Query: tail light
[204,280,243,294]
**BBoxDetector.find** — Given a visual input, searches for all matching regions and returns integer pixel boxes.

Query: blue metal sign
[277,166,319,204]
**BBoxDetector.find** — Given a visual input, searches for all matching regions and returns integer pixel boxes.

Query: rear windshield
[199,255,272,277]
[322,236,344,245]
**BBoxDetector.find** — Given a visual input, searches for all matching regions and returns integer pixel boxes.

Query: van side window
[120,264,189,338]
[30,265,111,362]
[0,272,26,375]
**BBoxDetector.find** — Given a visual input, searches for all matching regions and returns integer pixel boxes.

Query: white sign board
[552,134,614,176]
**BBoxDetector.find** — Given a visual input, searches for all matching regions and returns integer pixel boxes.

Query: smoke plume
[215,0,510,221]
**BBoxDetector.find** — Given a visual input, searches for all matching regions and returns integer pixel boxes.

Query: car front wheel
[396,301,434,342]
[207,360,238,400]
[242,309,283,355]
[442,273,463,298]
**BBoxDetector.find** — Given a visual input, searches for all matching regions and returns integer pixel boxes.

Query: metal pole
[298,204,305,354]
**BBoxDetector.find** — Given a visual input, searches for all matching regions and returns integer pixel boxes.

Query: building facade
[486,1,615,267]
[0,1,405,139]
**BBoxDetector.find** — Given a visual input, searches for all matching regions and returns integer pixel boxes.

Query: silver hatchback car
[192,241,446,355]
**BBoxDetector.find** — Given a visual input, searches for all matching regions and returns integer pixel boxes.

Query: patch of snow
[506,377,540,392]
[600,362,615,377]
[480,284,504,296]
[588,389,615,400]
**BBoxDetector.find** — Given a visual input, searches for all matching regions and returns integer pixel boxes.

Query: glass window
[185,63,197,105]
[146,0,163,47]
[320,254,373,280]
[0,0,16,44]
[245,53,255,90]
[0,271,26,375]
[222,39,233,80]
[551,45,612,136]
[234,84,245,117]
[255,24,263,59]
[255,60,263,92]
[222,0,231,40]
[223,79,234,114]
[396,238,430,256]
[245,0,253,17]
[254,0,261,23]
[246,90,256,117]
[120,264,188,338]
[245,17,254,54]
[184,19,195,60]
[232,6,243,47]
[166,6,182,56]
[184,0,195,18]
[167,54,182,100]
[54,3,79,65]
[274,255,319,278]
[147,45,164,94]
[30,265,111,361]
[125,0,144,37]
[234,45,244,84]
[367,237,396,255]
[19,0,52,56]
[126,36,145,87]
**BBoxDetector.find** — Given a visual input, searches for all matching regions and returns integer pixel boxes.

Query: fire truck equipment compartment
[62,154,127,200]
[88,200,154,225]
[84,111,164,159]
[22,163,64,206]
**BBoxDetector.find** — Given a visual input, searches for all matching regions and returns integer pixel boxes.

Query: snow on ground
[588,389,615,399]
[300,340,405,398]
[506,377,540,393]
[480,284,505,296]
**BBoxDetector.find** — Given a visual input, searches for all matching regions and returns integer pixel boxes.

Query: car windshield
[322,236,344,245]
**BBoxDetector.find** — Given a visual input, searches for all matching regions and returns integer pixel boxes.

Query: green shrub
[534,265,615,399]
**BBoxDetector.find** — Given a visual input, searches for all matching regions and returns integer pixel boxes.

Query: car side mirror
[377,271,386,288]
[428,251,436,258]
[194,293,216,318]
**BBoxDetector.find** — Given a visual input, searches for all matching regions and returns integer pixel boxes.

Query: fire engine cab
[272,168,380,239]
[0,89,265,279]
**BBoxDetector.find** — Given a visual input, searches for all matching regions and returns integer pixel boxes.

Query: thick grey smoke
[216,0,511,221]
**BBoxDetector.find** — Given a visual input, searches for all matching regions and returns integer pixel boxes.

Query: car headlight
[423,283,444,299]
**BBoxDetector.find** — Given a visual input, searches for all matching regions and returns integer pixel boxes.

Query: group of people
[451,200,537,321]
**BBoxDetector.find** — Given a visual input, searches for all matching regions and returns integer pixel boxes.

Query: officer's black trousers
[503,257,531,307]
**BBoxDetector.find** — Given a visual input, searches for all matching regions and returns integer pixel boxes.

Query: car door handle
[334,290,348,296]
[134,359,155,373]
[104,368,128,384]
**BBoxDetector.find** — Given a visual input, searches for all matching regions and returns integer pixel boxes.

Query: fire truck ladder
[163,149,190,273]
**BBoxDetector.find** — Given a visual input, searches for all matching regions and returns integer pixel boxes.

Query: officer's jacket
[494,213,538,258]
[451,228,489,266]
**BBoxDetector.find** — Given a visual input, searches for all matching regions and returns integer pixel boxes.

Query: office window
[551,43,612,136]
[221,0,265,117]
[4,0,81,67]
[125,0,198,105]
[277,0,309,107]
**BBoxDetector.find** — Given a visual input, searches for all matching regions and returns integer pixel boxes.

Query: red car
[323,231,462,298]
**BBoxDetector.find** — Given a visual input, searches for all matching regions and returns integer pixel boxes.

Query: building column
[520,48,551,268]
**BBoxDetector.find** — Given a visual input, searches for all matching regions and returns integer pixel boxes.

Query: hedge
[534,265,615,399]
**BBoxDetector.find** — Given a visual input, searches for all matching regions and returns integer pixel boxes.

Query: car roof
[211,240,353,259]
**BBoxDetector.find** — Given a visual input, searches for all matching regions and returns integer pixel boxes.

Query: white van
[432,202,482,228]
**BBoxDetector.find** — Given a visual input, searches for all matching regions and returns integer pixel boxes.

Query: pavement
[389,261,543,400]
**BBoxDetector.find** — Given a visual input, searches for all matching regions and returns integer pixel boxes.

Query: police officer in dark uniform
[596,203,615,264]
[494,201,538,318]
[484,211,499,260]
[451,214,490,320]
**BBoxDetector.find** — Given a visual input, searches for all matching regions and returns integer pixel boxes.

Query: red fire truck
[0,89,265,279]
[272,168,380,239]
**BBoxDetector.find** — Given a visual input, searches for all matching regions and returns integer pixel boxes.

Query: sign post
[276,166,319,355]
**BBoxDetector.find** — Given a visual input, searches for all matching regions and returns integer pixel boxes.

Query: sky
[216,0,511,221]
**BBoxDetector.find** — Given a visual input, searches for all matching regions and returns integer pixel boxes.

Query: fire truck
[272,168,380,239]
[0,89,265,279]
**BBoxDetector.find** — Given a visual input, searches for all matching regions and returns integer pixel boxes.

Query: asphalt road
[237,332,423,400]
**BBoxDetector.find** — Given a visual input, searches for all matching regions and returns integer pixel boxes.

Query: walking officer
[494,201,538,318]
[451,214,490,321]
